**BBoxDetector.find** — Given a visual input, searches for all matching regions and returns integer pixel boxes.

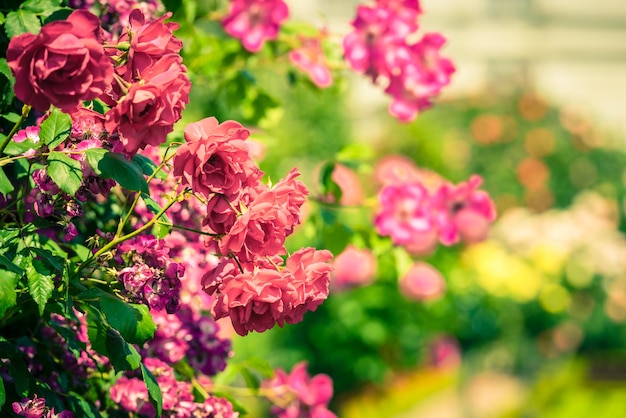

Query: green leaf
[42,7,73,24]
[240,367,260,392]
[0,253,23,275]
[318,160,343,204]
[141,363,163,417]
[22,0,63,13]
[0,270,18,319]
[133,154,167,180]
[39,108,71,149]
[8,355,31,397]
[0,58,15,111]
[0,378,5,409]
[2,137,41,156]
[0,167,14,197]
[26,258,55,316]
[84,304,141,372]
[141,193,172,238]
[4,10,41,38]
[81,288,156,344]
[47,151,83,195]
[85,149,148,193]
[29,247,64,273]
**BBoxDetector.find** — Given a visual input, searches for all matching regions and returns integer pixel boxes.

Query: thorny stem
[0,104,31,156]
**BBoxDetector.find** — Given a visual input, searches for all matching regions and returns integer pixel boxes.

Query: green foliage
[39,107,71,149]
[141,362,163,417]
[85,148,149,193]
[47,151,83,195]
[25,258,54,316]
[4,10,40,37]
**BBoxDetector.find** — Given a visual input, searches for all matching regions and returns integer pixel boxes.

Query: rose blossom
[105,54,190,155]
[289,35,333,88]
[7,10,113,112]
[173,117,262,200]
[399,261,446,301]
[263,362,336,418]
[223,0,289,53]
[331,245,377,290]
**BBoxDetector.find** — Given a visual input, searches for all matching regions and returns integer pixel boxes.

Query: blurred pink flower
[399,261,445,301]
[263,362,337,418]
[429,335,461,369]
[431,175,497,245]
[374,182,434,246]
[331,245,376,290]
[289,35,333,88]
[223,0,289,52]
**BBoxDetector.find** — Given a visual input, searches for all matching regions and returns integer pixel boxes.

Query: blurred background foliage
[166,1,626,416]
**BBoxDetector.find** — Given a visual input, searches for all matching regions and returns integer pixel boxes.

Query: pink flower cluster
[172,117,334,336]
[343,0,454,121]
[262,362,336,418]
[6,8,190,156]
[110,358,239,417]
[12,395,73,418]
[117,235,184,313]
[374,156,496,254]
[223,0,289,52]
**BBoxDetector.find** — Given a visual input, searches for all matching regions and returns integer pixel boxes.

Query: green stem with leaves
[0,104,31,156]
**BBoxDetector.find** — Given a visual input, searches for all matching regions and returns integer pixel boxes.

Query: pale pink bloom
[374,182,434,246]
[429,335,461,369]
[402,228,439,256]
[399,261,445,301]
[385,33,455,122]
[289,35,333,88]
[223,0,289,53]
[13,126,40,143]
[331,245,376,290]
[173,116,262,200]
[373,154,422,185]
[431,175,497,245]
[263,362,337,418]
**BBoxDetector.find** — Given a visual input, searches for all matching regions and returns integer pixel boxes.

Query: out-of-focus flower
[263,362,337,418]
[289,34,333,88]
[7,10,113,112]
[331,245,377,290]
[223,0,289,53]
[399,261,446,301]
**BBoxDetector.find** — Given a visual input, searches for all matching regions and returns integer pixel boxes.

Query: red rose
[7,10,113,112]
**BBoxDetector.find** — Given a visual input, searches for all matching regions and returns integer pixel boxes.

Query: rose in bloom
[374,181,434,246]
[173,117,262,200]
[203,248,332,336]
[331,245,377,291]
[7,10,113,112]
[223,0,289,52]
[105,54,190,155]
[263,362,337,418]
[385,33,455,122]
[289,35,333,88]
[431,175,497,245]
[399,261,446,301]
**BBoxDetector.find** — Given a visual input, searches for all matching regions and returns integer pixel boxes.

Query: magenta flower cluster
[262,362,336,418]
[343,0,455,121]
[374,158,497,254]
[223,0,289,52]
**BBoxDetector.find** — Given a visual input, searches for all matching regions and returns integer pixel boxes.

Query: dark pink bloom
[173,117,262,200]
[7,10,113,112]
[385,33,455,122]
[263,362,337,418]
[331,245,376,291]
[223,0,289,52]
[399,261,445,301]
[374,182,434,245]
[289,35,333,88]
[118,9,183,80]
[431,175,497,245]
[105,54,190,155]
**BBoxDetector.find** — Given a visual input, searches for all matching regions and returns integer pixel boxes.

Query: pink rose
[173,117,262,200]
[399,261,446,301]
[105,54,190,155]
[289,35,333,88]
[331,245,376,290]
[7,10,114,112]
[223,0,289,52]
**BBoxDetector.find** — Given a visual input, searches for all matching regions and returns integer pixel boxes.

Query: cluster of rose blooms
[221,0,453,120]
[328,155,496,302]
